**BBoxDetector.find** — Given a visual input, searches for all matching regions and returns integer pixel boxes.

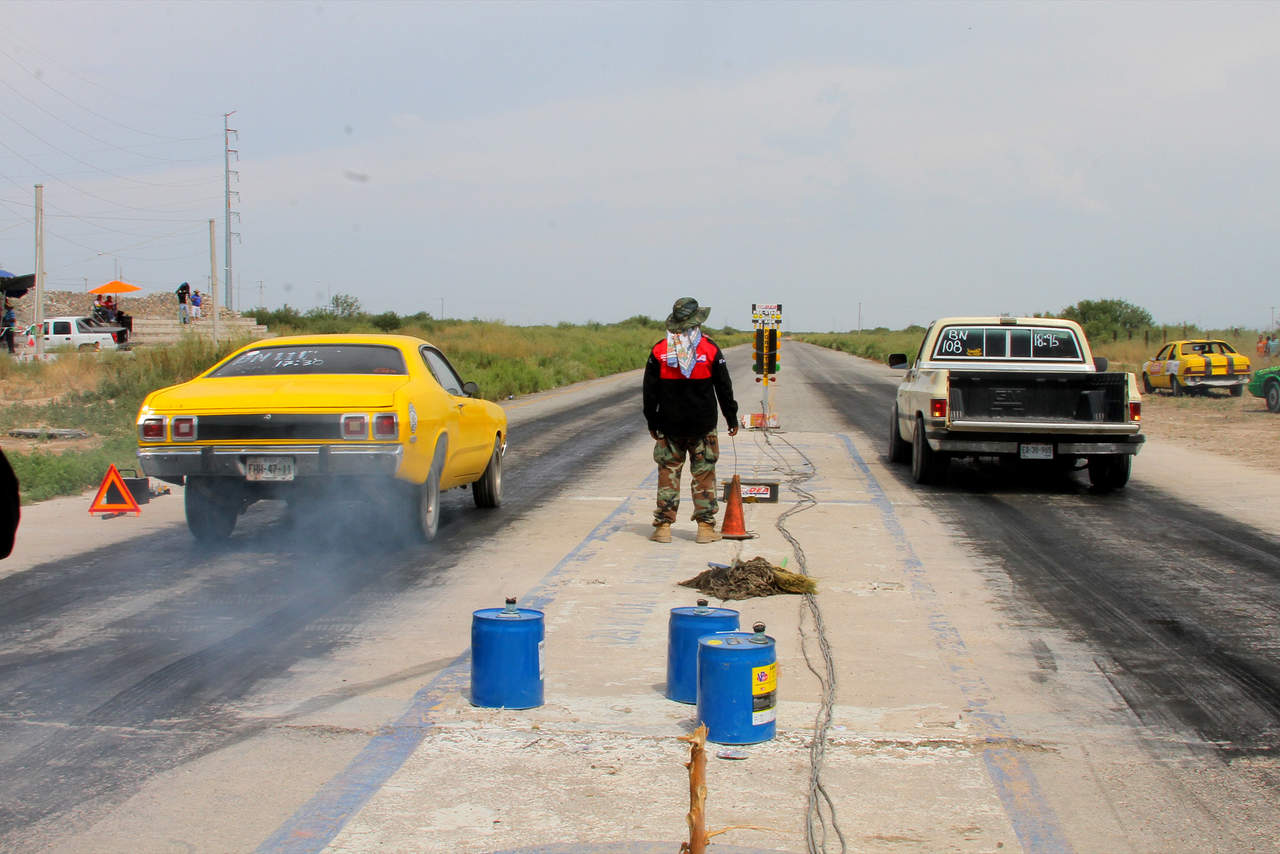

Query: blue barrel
[471,597,544,709]
[697,622,777,744]
[666,599,740,704]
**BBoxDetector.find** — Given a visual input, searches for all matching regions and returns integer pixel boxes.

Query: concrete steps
[129,315,269,346]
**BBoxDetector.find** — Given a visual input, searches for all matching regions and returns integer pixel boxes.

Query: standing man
[176,281,191,324]
[2,301,15,355]
[643,297,739,544]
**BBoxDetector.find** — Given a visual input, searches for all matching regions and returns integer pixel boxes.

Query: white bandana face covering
[667,327,702,378]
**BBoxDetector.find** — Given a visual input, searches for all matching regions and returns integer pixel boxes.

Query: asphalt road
[1,341,1278,852]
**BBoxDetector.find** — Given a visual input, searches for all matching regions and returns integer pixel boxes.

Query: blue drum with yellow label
[666,599,740,704]
[696,623,777,744]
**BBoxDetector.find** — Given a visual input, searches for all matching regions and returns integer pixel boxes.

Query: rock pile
[6,290,242,328]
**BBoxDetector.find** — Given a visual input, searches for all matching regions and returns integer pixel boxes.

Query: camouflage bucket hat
[666,297,711,332]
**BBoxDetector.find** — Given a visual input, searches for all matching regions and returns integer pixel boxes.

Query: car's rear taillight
[930,398,948,418]
[373,413,397,439]
[139,417,165,441]
[1129,401,1141,422]
[172,416,197,440]
[342,414,368,439]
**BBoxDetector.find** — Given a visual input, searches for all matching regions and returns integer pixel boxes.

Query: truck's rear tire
[184,476,239,542]
[888,406,911,464]
[1087,455,1131,491]
[911,416,948,485]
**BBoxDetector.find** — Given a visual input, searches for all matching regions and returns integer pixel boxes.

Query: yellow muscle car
[136,334,506,543]
[1141,339,1251,397]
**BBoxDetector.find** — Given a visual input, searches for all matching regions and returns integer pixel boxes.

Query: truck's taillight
[172,417,197,440]
[931,398,948,418]
[139,418,165,441]
[342,414,368,439]
[1129,401,1141,422]
[373,413,397,439]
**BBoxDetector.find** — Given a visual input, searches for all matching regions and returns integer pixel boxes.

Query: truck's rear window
[932,326,1083,362]
[210,344,408,377]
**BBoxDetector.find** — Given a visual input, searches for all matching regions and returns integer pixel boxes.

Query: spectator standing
[1258,335,1267,356]
[176,282,191,324]
[1269,336,1280,359]
[642,297,739,544]
[1,301,15,354]
[191,290,203,320]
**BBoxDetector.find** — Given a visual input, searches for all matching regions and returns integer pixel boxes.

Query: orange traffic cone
[720,474,754,540]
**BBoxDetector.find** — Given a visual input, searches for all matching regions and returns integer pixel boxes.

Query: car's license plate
[1019,443,1054,460]
[246,456,295,481]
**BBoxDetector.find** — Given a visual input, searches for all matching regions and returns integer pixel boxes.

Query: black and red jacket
[643,335,738,437]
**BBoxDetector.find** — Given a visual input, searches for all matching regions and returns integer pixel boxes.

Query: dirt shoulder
[1138,389,1278,475]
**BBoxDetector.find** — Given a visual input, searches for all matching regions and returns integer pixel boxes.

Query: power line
[0,44,219,135]
[0,104,214,190]
[0,76,213,168]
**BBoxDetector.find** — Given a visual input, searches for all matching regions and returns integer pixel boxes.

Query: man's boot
[650,523,672,543]
[696,521,721,544]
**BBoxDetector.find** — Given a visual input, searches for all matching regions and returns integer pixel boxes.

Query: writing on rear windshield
[211,345,408,376]
[932,326,1083,362]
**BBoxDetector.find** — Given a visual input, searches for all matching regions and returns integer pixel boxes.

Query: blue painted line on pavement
[256,497,636,854]
[837,433,1074,854]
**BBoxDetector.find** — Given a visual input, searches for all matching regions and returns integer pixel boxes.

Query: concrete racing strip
[837,433,1073,854]
[255,497,640,854]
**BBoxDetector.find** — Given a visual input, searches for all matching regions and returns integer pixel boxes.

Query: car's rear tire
[1087,455,1131,491]
[910,415,948,485]
[888,405,911,464]
[1266,379,1280,413]
[410,440,446,542]
[1230,384,1244,397]
[472,437,503,508]
[1169,376,1182,397]
[184,476,238,543]
[1142,373,1153,394]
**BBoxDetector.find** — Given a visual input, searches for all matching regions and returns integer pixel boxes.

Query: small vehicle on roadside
[38,316,126,351]
[887,316,1144,489]
[1141,339,1250,397]
[135,334,507,543]
[1247,364,1280,413]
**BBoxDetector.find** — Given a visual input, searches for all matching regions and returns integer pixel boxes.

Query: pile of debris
[679,556,816,600]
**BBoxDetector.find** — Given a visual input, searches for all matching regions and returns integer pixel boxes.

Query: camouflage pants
[653,433,719,525]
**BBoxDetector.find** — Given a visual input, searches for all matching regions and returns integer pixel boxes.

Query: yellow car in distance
[136,334,507,543]
[1141,339,1251,397]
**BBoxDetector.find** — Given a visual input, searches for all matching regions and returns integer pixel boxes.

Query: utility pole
[224,111,239,311]
[209,219,220,346]
[33,184,44,359]
[257,280,264,307]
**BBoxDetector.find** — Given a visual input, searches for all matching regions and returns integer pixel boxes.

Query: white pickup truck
[37,316,126,351]
[887,316,1144,489]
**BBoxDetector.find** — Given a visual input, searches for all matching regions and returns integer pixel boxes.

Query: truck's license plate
[1019,444,1054,460]
[246,456,295,481]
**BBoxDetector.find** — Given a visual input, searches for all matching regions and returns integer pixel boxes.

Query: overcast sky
[0,1,1277,332]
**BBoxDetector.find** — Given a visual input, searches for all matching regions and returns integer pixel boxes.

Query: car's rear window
[932,325,1083,362]
[210,344,408,377]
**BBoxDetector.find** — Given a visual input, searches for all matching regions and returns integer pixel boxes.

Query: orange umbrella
[89,280,142,295]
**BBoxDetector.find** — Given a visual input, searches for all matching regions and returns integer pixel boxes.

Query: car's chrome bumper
[138,444,403,481]
[1183,375,1249,387]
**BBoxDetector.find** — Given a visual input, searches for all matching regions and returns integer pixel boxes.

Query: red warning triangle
[89,464,142,515]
